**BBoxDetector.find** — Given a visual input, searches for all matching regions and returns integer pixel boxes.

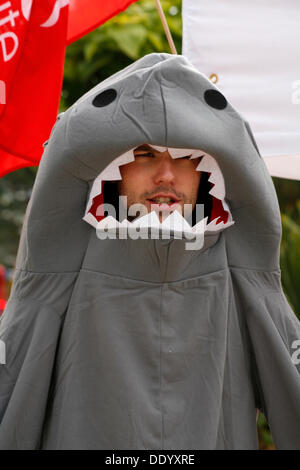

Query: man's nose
[153,155,176,185]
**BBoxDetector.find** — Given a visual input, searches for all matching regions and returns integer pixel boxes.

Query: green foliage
[257,412,274,449]
[280,200,300,318]
[61,0,182,109]
[273,177,300,318]
[0,167,37,268]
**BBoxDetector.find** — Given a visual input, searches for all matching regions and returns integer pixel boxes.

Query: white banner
[182,0,300,180]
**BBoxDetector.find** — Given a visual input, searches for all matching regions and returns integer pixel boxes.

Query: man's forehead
[92,146,208,189]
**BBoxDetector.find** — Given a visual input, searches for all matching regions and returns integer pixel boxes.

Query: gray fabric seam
[79,267,230,285]
[5,295,62,319]
[13,270,79,275]
[229,266,281,275]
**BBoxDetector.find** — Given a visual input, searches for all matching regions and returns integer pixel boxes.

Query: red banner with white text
[0,0,68,177]
[0,0,139,177]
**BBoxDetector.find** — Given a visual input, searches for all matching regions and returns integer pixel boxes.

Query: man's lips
[147,193,181,204]
[146,193,182,212]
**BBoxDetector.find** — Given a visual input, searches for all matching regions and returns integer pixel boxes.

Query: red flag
[0,0,139,177]
[67,0,138,44]
[0,265,6,314]
[0,0,68,177]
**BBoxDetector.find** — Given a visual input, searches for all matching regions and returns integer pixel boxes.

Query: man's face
[118,144,202,222]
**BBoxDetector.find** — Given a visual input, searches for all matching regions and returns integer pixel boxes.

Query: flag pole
[154,0,178,55]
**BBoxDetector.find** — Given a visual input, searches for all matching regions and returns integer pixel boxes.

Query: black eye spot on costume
[204,89,227,110]
[92,89,117,107]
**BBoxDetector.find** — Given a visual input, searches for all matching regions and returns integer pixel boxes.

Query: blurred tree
[0,166,37,269]
[273,177,300,219]
[280,200,300,318]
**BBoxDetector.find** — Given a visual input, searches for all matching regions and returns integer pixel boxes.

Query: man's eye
[135,152,154,157]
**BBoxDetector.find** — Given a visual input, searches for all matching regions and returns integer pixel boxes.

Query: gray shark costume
[0,53,300,450]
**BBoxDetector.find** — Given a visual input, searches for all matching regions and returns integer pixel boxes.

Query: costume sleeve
[231,267,300,450]
[0,111,94,449]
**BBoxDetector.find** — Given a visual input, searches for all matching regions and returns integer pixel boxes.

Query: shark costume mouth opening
[83,145,234,246]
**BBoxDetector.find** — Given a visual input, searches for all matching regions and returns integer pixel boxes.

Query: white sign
[182,0,300,180]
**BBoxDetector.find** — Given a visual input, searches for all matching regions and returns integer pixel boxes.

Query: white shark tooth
[167,148,194,159]
[85,151,136,214]
[192,216,208,234]
[124,214,153,239]
[221,199,233,221]
[85,177,102,213]
[113,150,135,167]
[206,217,235,232]
[92,149,136,183]
[160,210,192,232]
[131,211,160,228]
[208,174,225,200]
[83,212,98,229]
[170,210,192,231]
[159,147,206,160]
[134,146,205,160]
[149,145,167,152]
[222,220,235,229]
[206,217,221,230]
[190,152,205,160]
[196,154,225,200]
[195,153,218,172]
[96,215,120,230]
[98,164,122,181]
[226,221,235,229]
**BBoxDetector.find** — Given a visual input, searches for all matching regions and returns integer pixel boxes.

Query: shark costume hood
[1,53,300,450]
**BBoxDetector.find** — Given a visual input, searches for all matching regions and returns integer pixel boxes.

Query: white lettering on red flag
[0,0,69,177]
